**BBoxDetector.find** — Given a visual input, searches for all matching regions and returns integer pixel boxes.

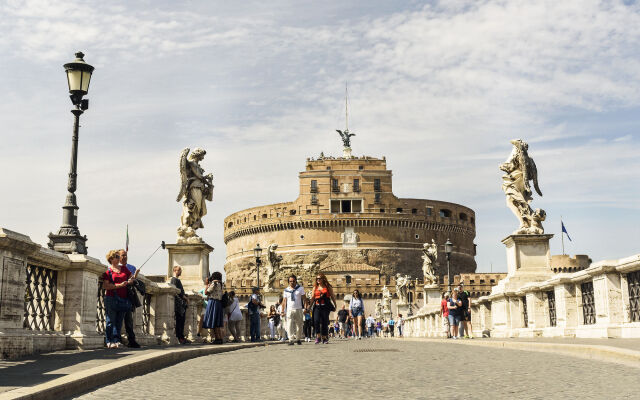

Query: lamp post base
[47,231,87,254]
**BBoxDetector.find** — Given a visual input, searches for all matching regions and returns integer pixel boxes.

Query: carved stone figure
[500,139,546,235]
[336,129,355,148]
[264,243,283,291]
[375,300,382,319]
[176,148,214,243]
[395,274,410,305]
[382,285,392,314]
[422,239,438,285]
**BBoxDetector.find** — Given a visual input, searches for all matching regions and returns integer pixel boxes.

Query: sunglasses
[114,254,120,259]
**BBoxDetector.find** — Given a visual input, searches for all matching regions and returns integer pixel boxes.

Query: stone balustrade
[403,253,640,339]
[0,228,277,359]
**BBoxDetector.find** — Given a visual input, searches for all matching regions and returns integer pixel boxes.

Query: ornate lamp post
[445,239,453,292]
[254,244,262,289]
[48,52,95,254]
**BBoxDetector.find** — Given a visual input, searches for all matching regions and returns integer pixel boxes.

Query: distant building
[223,153,479,313]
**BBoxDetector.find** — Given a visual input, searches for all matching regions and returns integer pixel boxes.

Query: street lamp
[48,52,95,254]
[254,244,262,289]
[445,239,453,291]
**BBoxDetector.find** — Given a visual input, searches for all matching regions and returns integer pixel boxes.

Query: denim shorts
[351,307,364,317]
[448,314,461,325]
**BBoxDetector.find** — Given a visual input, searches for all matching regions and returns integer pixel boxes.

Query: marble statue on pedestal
[176,148,214,243]
[422,239,438,285]
[395,274,410,305]
[382,285,392,314]
[264,244,282,292]
[500,139,546,235]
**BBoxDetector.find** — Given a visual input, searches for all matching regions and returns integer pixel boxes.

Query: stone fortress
[223,147,479,312]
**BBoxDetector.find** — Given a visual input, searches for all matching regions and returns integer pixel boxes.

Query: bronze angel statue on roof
[176,148,214,243]
[499,139,545,235]
[336,129,355,148]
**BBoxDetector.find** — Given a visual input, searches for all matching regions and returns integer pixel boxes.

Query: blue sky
[1,0,639,276]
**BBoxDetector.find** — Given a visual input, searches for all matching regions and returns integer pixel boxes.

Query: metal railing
[522,297,528,328]
[628,270,640,322]
[547,291,556,327]
[581,281,596,325]
[23,264,57,331]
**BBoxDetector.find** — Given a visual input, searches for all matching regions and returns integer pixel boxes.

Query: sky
[1,0,639,277]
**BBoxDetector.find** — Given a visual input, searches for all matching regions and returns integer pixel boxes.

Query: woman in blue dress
[202,271,224,344]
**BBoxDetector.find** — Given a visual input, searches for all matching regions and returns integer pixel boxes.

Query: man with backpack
[248,287,264,342]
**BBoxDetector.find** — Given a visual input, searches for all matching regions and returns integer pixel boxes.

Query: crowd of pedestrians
[100,254,422,348]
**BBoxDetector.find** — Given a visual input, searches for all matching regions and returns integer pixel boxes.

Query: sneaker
[113,342,122,348]
[322,339,328,344]
[296,340,302,345]
[315,338,321,344]
[453,336,458,340]
[128,341,141,348]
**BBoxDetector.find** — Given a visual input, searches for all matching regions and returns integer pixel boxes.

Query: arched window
[439,209,452,218]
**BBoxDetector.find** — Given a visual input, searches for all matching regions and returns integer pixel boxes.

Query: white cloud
[1,0,639,277]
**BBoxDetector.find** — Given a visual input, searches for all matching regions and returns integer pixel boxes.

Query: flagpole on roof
[561,216,564,255]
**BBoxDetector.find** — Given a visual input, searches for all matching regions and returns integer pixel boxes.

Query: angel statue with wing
[336,129,355,148]
[176,148,214,243]
[422,239,438,285]
[499,139,546,235]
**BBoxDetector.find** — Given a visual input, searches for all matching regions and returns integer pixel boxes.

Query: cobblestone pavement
[74,338,639,400]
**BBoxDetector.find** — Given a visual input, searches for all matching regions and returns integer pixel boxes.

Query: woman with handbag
[310,273,336,344]
[102,250,135,349]
[202,271,224,344]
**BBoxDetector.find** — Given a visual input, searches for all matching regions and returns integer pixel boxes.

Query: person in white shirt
[226,291,243,342]
[365,314,375,338]
[281,274,307,345]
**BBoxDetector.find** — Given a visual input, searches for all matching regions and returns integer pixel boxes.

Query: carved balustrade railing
[142,294,152,334]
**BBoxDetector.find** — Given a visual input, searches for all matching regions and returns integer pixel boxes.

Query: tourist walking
[268,305,278,340]
[396,314,403,337]
[376,320,382,336]
[248,287,264,342]
[441,292,450,338]
[226,291,243,342]
[388,317,395,337]
[170,265,190,344]
[203,271,224,344]
[448,288,463,339]
[337,305,348,338]
[458,283,474,338]
[118,249,141,348]
[276,298,287,341]
[281,274,307,345]
[101,250,135,348]
[310,273,336,344]
[349,289,365,339]
[366,314,375,337]
[303,308,312,342]
[382,320,389,337]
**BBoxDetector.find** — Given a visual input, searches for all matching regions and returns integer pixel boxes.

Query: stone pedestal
[422,284,441,312]
[342,147,352,158]
[165,243,213,291]
[263,291,281,310]
[396,303,410,318]
[492,234,554,294]
[490,234,554,338]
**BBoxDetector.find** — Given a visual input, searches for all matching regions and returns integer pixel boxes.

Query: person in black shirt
[337,305,348,338]
[170,266,190,344]
[458,283,473,338]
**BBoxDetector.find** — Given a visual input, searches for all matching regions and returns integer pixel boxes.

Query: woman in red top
[441,292,451,338]
[102,249,135,348]
[310,273,336,344]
